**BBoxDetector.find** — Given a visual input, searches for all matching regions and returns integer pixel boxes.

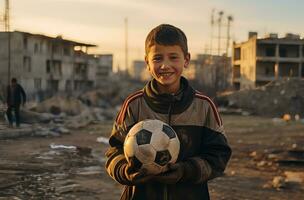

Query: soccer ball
[124,119,180,175]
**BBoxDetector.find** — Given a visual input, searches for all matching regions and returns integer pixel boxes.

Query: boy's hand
[124,159,153,184]
[152,163,185,184]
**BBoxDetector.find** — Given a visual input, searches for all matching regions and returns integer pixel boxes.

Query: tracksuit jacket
[105,77,232,200]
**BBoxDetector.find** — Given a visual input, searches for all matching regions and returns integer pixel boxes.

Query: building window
[34,43,39,53]
[46,60,51,73]
[23,37,28,50]
[63,47,70,56]
[23,56,31,72]
[279,48,287,57]
[34,78,42,90]
[265,47,275,57]
[46,60,62,75]
[39,41,43,53]
[52,44,61,55]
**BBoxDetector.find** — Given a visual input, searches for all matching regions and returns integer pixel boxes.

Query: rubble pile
[0,79,145,139]
[217,78,304,117]
[249,144,304,190]
[80,79,143,107]
[32,96,87,116]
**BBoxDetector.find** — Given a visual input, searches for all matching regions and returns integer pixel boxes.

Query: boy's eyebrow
[152,53,163,57]
[152,52,179,55]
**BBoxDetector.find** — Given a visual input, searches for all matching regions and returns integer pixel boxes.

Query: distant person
[6,78,26,128]
[105,24,231,200]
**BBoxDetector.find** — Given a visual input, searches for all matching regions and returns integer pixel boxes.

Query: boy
[105,24,231,200]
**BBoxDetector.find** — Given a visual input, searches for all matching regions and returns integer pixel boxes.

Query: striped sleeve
[185,91,231,183]
[105,90,143,185]
[195,91,224,134]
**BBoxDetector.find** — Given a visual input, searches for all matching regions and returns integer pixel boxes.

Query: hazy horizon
[2,0,304,71]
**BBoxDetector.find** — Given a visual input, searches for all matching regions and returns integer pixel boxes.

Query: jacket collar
[143,76,195,114]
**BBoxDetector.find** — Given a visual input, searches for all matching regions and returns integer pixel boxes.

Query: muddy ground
[0,114,303,200]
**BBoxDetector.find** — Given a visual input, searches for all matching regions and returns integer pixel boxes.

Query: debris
[20,109,54,123]
[50,127,70,134]
[249,151,257,157]
[283,114,291,122]
[217,79,304,117]
[76,146,92,157]
[33,96,87,116]
[96,136,109,144]
[272,176,286,189]
[257,161,266,167]
[35,127,60,137]
[284,171,304,183]
[272,118,285,125]
[268,154,279,159]
[75,166,102,176]
[55,184,82,194]
[50,143,77,150]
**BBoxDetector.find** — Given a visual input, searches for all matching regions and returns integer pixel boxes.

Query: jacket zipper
[164,98,175,200]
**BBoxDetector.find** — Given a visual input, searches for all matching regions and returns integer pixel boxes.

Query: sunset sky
[2,0,304,70]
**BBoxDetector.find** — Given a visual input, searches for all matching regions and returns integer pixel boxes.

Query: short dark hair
[145,24,188,56]
[11,78,17,83]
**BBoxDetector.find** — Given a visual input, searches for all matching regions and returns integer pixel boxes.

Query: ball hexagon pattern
[124,119,180,175]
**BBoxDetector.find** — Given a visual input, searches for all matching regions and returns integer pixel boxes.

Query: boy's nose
[160,61,170,69]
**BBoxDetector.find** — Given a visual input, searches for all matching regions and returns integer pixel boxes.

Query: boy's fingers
[168,163,179,170]
[138,168,148,176]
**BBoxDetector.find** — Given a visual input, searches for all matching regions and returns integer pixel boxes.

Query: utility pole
[217,11,224,56]
[124,17,129,76]
[4,0,11,85]
[210,9,215,55]
[226,15,233,56]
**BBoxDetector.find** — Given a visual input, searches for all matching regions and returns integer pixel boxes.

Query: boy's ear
[145,55,150,70]
[184,53,191,68]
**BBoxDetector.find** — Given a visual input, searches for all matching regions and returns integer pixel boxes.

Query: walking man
[6,78,26,128]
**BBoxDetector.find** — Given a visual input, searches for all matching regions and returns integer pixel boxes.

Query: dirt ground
[0,114,303,200]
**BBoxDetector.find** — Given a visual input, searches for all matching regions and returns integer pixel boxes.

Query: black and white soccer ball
[124,119,180,175]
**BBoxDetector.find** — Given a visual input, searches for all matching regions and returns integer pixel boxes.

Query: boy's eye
[152,57,162,62]
[170,56,179,60]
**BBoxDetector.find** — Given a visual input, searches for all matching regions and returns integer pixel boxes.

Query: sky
[1,0,304,71]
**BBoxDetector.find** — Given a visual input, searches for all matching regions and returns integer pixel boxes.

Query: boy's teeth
[161,73,172,77]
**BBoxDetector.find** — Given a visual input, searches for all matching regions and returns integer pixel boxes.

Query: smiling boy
[105,24,232,200]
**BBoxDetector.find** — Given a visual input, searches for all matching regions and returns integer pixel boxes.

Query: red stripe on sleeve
[195,91,222,126]
[116,91,143,125]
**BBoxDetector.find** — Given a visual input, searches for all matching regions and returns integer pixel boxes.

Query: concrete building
[232,32,304,89]
[187,54,231,92]
[0,31,113,97]
[94,54,113,87]
[129,60,151,81]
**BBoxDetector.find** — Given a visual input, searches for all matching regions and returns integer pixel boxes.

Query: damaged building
[183,54,232,93]
[0,31,113,98]
[232,32,304,89]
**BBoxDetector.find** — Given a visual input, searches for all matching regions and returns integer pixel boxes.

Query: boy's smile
[145,44,190,94]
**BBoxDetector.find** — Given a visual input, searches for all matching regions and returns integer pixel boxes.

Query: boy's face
[145,44,190,94]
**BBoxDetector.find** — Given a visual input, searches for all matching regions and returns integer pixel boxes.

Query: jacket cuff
[180,157,212,183]
[107,155,130,185]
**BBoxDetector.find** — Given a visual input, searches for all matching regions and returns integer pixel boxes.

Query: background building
[0,31,113,97]
[232,32,304,89]
[184,54,232,94]
[129,60,151,81]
